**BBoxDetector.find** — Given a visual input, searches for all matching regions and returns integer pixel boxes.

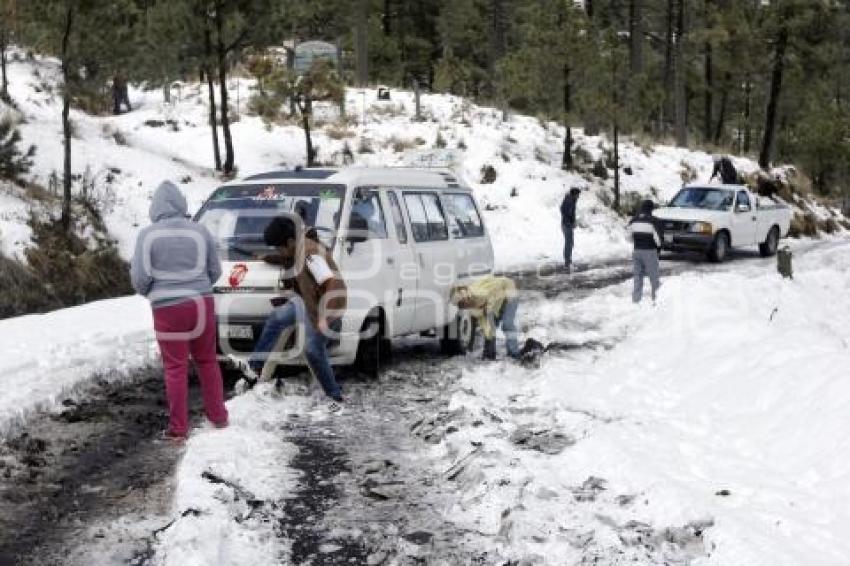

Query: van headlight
[689,221,713,235]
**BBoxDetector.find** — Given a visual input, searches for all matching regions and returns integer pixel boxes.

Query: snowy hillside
[3,49,841,271]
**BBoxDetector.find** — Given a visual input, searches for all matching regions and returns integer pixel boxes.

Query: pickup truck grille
[662,220,690,232]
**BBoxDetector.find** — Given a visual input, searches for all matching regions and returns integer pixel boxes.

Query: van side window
[388,191,408,244]
[351,189,388,239]
[404,194,430,241]
[443,193,484,238]
[421,193,449,240]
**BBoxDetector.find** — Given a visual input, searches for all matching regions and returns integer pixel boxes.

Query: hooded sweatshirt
[129,181,222,308]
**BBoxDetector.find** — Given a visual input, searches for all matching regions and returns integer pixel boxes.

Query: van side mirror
[346,212,369,244]
[736,204,751,213]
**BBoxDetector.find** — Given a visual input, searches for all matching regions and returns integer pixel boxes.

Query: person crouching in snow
[129,181,229,442]
[229,216,347,408]
[451,276,520,360]
[629,200,664,304]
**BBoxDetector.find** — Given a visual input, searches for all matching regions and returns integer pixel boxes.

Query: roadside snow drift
[439,241,850,565]
[0,296,154,437]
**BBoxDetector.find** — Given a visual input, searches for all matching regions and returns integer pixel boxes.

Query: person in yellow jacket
[450,275,520,360]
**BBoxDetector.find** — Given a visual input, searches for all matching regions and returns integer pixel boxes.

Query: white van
[194,167,494,370]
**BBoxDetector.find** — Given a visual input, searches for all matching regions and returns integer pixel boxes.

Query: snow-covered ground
[4,48,836,270]
[0,295,154,437]
[2,47,850,565]
[437,240,850,565]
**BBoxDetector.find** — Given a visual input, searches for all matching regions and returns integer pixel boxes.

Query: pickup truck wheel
[708,231,729,263]
[440,310,477,356]
[759,226,780,257]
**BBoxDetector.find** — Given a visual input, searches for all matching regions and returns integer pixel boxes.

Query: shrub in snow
[357,137,374,154]
[591,159,608,180]
[0,117,35,185]
[480,165,497,184]
[434,131,447,149]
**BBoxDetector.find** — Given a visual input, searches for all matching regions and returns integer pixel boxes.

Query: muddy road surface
[0,252,769,564]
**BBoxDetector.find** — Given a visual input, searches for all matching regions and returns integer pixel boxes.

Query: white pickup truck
[654,184,792,262]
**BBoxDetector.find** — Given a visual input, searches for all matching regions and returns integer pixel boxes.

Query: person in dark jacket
[628,200,664,303]
[709,155,739,185]
[560,187,581,272]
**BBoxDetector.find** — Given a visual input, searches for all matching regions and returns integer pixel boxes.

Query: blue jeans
[499,298,520,358]
[250,297,342,400]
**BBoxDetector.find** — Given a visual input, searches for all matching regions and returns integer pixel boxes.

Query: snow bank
[151,385,298,566]
[0,295,155,437]
[439,241,850,564]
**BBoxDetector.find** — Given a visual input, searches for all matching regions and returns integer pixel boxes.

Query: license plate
[220,325,254,340]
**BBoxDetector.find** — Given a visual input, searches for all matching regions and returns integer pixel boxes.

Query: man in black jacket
[560,187,581,272]
[709,155,740,185]
[628,200,664,303]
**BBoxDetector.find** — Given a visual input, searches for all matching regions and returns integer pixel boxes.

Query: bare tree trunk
[673,0,687,147]
[203,26,222,171]
[0,41,8,102]
[60,4,75,233]
[662,0,674,130]
[488,0,507,99]
[713,72,729,145]
[301,99,315,167]
[759,23,788,169]
[214,5,234,175]
[629,0,643,74]
[355,0,369,87]
[743,79,752,153]
[382,0,391,35]
[562,64,573,170]
[704,42,713,142]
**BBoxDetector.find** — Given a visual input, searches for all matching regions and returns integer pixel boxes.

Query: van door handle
[387,257,395,265]
[752,216,757,221]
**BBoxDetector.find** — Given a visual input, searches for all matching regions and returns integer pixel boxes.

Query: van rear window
[443,193,485,238]
[195,184,345,259]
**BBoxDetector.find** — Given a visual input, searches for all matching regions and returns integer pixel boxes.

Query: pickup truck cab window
[736,191,752,212]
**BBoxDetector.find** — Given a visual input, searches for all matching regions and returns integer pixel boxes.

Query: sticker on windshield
[253,186,280,201]
[319,189,338,201]
[213,189,230,201]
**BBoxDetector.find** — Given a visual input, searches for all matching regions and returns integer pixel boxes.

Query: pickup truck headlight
[688,221,713,235]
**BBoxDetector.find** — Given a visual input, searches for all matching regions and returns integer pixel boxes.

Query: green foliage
[0,117,35,184]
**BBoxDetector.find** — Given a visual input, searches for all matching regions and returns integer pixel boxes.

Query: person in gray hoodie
[130,181,228,441]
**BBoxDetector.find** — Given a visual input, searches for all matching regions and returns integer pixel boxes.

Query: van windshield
[669,187,734,211]
[195,184,345,260]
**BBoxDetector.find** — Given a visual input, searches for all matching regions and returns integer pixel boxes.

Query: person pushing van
[451,275,520,360]
[229,216,348,407]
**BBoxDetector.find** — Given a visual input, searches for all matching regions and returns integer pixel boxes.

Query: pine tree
[269,60,345,167]
[0,0,16,103]
[20,0,140,231]
[0,117,34,183]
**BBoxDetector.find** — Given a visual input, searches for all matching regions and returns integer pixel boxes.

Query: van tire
[355,310,389,378]
[759,226,780,257]
[440,311,477,356]
[708,231,730,263]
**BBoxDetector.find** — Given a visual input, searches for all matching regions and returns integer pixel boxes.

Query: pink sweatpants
[153,296,228,437]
